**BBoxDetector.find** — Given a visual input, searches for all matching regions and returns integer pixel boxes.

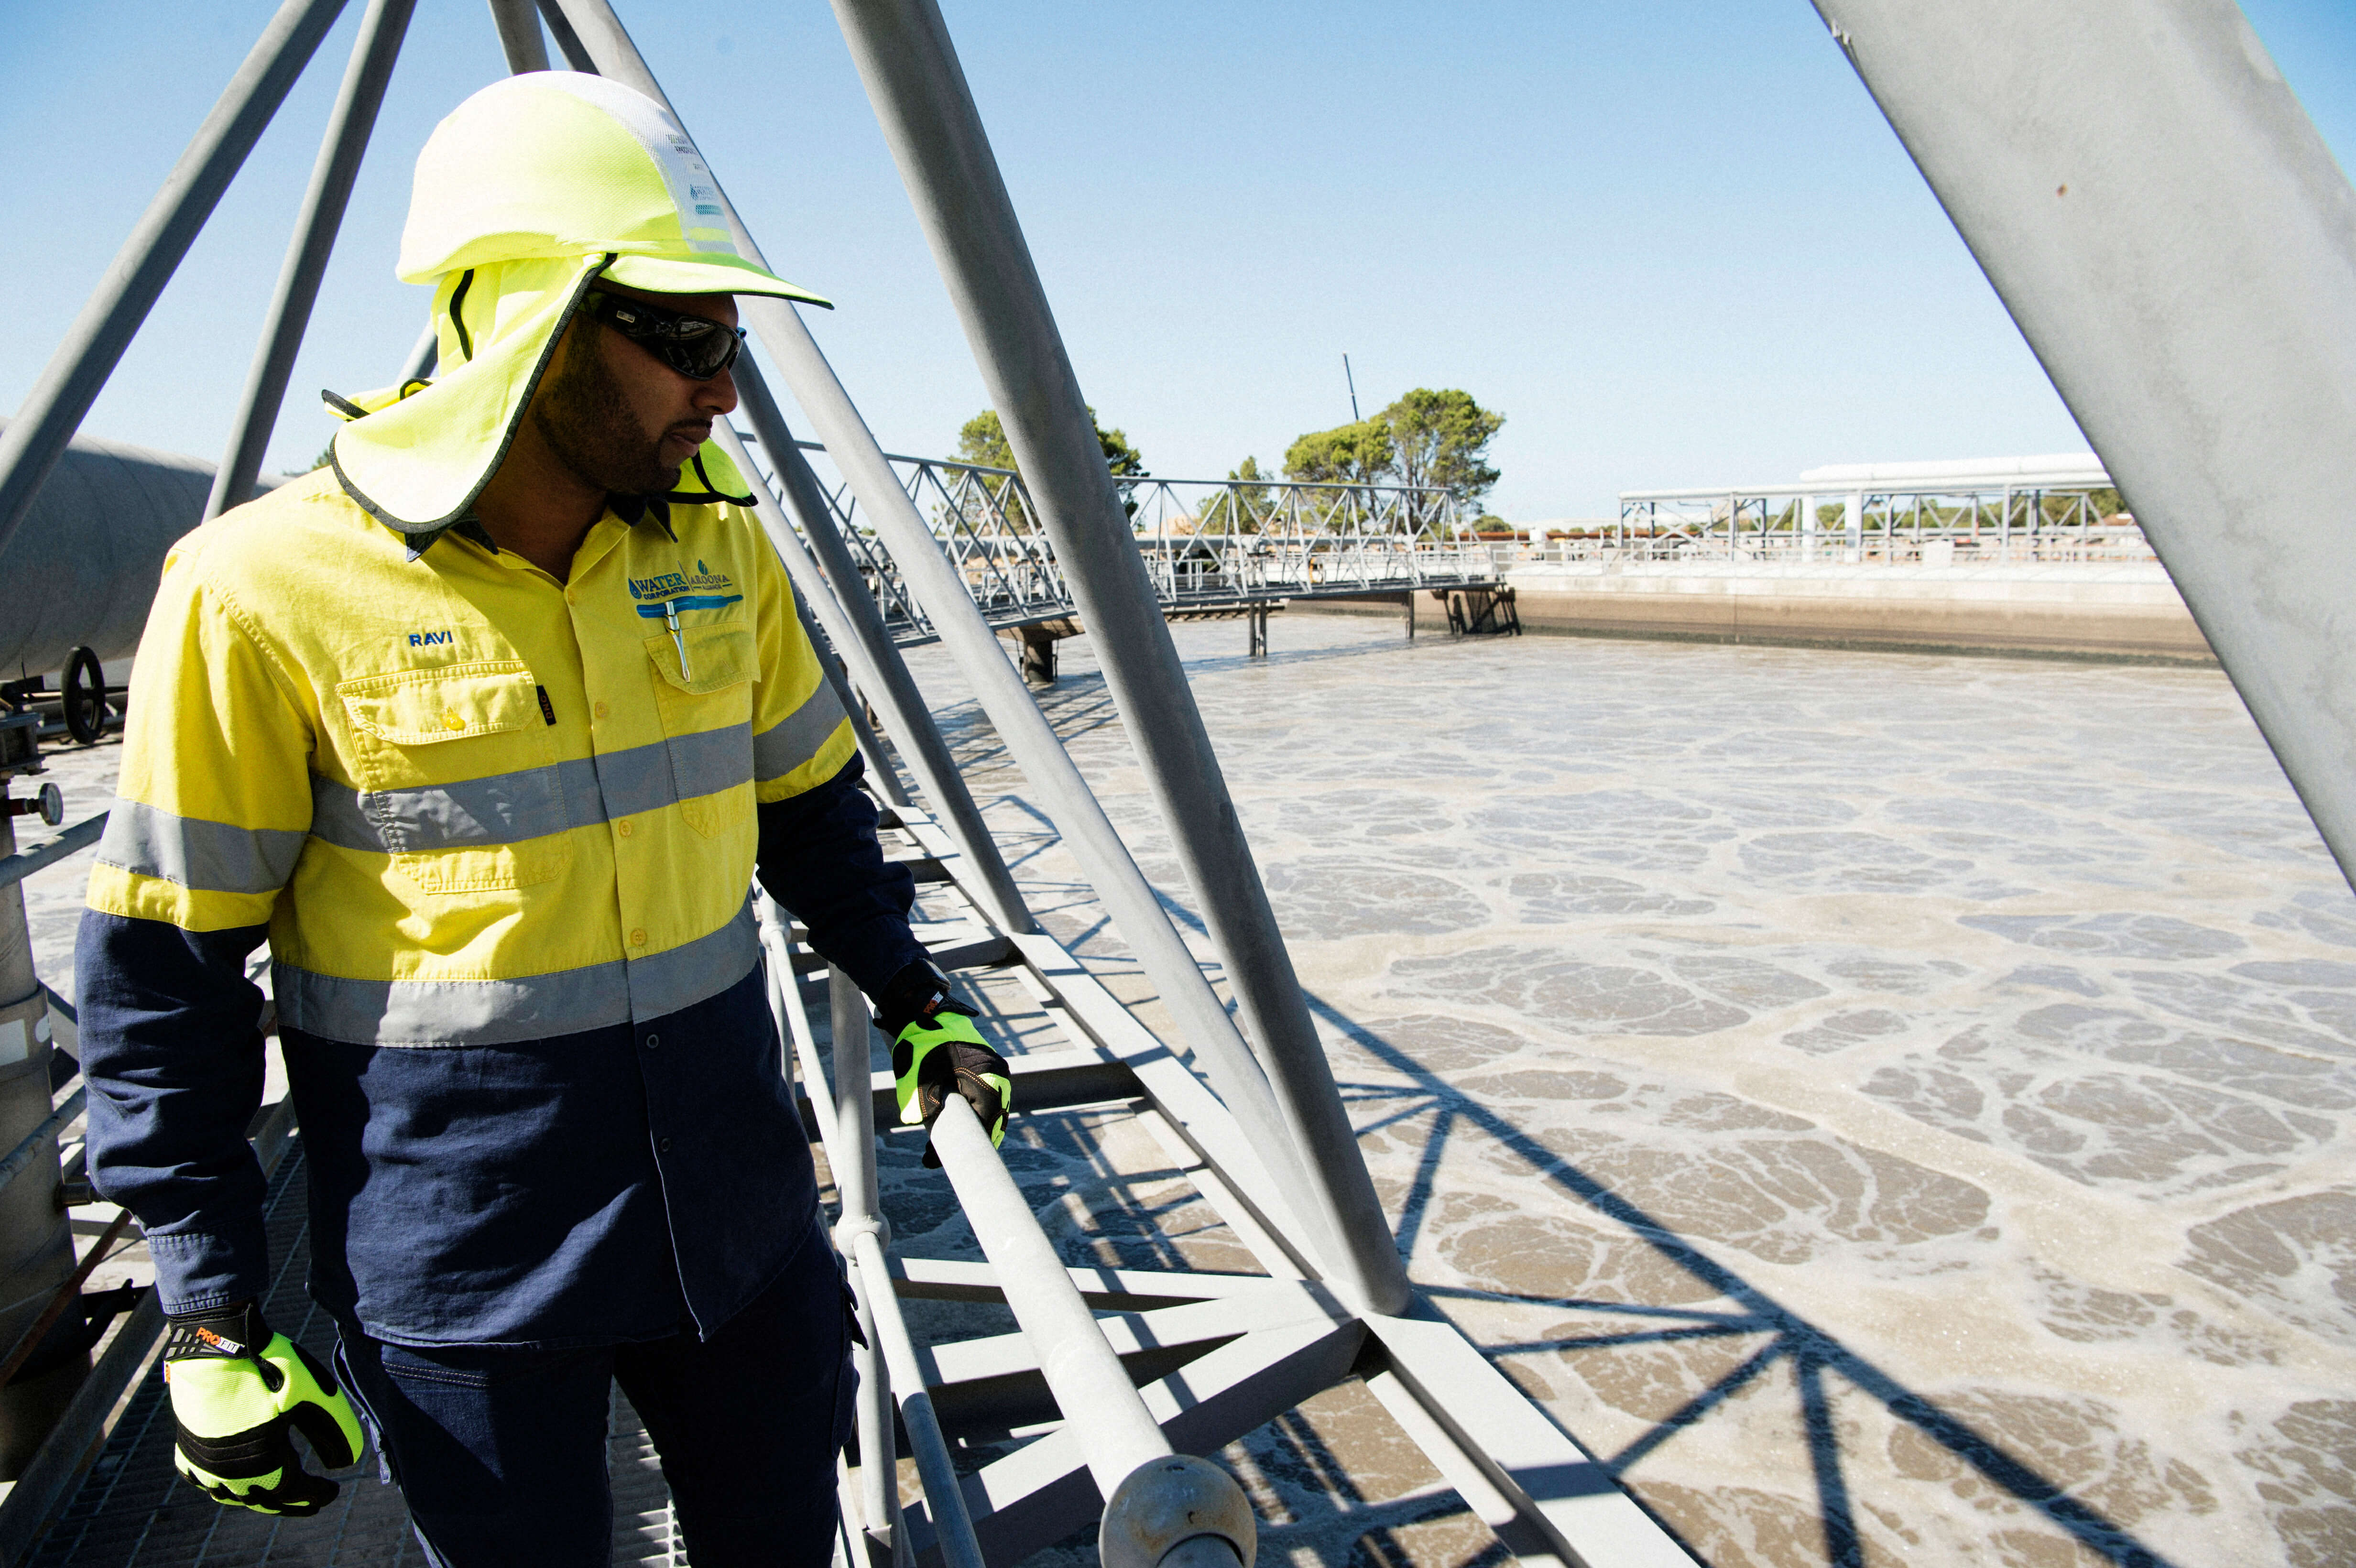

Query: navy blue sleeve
[755,751,929,998]
[75,909,273,1316]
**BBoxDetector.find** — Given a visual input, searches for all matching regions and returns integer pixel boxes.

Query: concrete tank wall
[0,419,287,679]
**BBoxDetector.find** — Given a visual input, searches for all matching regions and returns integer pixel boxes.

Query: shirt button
[593,700,610,720]
[566,588,578,604]
[645,1034,660,1050]
[630,928,648,947]
[616,819,633,838]
[442,713,465,731]
[657,1137,672,1153]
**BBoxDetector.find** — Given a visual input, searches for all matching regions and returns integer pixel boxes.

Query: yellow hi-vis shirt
[88,468,852,1046]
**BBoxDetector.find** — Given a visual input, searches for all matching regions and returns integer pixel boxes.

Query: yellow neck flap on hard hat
[318,71,824,542]
[325,255,755,542]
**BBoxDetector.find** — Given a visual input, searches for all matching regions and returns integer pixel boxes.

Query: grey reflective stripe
[96,800,305,894]
[667,721,753,801]
[273,901,762,1047]
[308,759,605,854]
[586,737,676,820]
[753,683,847,783]
[308,723,760,855]
[626,903,761,1024]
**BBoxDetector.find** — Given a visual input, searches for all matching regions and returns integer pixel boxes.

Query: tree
[956,407,1145,527]
[1284,388,1504,508]
[1198,456,1273,535]
[956,407,1145,478]
[1283,418,1395,486]
[955,408,1018,472]
[1378,388,1503,510]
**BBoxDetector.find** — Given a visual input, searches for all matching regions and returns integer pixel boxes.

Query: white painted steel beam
[1815,0,2356,886]
[1365,1311,1698,1568]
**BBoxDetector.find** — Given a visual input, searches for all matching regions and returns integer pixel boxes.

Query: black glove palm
[163,1301,363,1516]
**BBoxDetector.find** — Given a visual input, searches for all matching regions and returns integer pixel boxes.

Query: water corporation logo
[628,559,735,601]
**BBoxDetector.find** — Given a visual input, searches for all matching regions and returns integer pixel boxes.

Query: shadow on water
[1121,882,2177,1568]
[1314,995,2179,1568]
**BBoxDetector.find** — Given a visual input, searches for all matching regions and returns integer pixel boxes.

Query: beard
[530,326,678,498]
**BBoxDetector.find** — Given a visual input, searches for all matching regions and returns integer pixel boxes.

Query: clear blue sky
[4,1,2349,520]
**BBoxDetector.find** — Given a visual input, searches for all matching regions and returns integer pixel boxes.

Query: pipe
[0,804,78,1479]
[544,0,1317,1279]
[485,0,550,72]
[0,816,106,896]
[928,1096,1168,1500]
[0,1210,132,1392]
[0,0,349,562]
[825,0,1410,1315]
[398,323,437,384]
[205,0,417,523]
[1818,0,2356,887]
[533,0,597,71]
[829,972,881,1246]
[803,599,914,813]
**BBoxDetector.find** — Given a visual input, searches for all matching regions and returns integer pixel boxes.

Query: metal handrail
[0,812,106,893]
[0,1087,85,1202]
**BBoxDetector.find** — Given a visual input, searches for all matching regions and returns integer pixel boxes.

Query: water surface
[909,614,2356,1568]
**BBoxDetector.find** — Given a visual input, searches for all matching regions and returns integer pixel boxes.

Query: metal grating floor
[22,1141,687,1567]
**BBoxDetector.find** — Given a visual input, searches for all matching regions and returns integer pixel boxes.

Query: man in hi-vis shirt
[77,74,1007,1566]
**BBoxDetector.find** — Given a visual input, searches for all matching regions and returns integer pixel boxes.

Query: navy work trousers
[334,1227,857,1567]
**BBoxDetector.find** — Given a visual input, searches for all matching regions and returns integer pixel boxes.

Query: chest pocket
[646,623,755,838]
[338,662,571,892]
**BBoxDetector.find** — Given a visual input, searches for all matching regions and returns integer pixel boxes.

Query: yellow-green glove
[891,1002,1012,1167]
[162,1301,363,1516]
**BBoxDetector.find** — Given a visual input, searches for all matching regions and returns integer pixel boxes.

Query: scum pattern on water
[899,615,2356,1568]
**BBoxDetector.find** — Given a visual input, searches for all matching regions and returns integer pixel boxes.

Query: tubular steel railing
[1603,482,2154,566]
[739,439,1499,646]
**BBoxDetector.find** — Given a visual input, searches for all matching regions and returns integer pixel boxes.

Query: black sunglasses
[579,290,746,381]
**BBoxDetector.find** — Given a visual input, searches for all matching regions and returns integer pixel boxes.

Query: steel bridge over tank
[739,438,1513,670]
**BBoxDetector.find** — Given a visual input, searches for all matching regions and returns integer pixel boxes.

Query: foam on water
[903,615,2356,1568]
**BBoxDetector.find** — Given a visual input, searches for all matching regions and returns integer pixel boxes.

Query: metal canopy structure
[0,0,2348,1563]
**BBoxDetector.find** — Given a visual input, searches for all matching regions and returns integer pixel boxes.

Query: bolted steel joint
[1098,1454,1255,1568]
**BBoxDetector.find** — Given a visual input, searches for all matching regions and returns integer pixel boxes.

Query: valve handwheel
[62,647,106,747]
